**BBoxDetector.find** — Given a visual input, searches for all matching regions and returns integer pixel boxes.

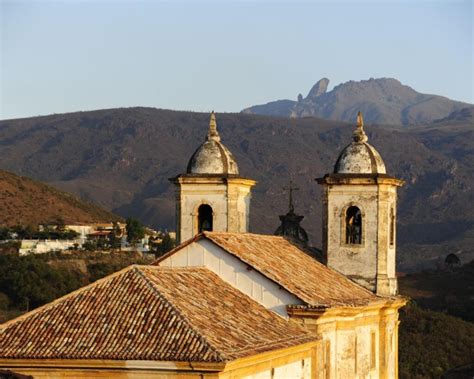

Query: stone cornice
[287,296,408,318]
[316,173,404,187]
[0,359,225,372]
[170,174,257,187]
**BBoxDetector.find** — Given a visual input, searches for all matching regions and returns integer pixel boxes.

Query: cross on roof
[283,180,299,213]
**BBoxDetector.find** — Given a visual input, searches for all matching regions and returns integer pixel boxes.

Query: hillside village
[0,220,175,256]
[7,222,175,255]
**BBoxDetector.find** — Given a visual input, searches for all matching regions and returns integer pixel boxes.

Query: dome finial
[187,111,239,175]
[357,111,364,128]
[207,111,220,142]
[353,111,368,143]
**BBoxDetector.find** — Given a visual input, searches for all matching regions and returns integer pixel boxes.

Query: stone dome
[334,112,386,174]
[187,112,239,175]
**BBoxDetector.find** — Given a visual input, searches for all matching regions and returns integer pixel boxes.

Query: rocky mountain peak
[242,77,472,126]
[306,78,329,99]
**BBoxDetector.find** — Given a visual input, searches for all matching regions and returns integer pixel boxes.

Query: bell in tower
[317,112,404,296]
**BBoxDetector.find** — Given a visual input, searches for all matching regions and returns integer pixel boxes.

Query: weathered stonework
[318,109,405,299]
[171,175,256,243]
[318,174,403,297]
[317,113,405,297]
[288,298,405,379]
[318,174,403,296]
[171,112,256,243]
[187,112,239,175]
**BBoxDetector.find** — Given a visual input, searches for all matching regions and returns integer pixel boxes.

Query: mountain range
[242,77,473,126]
[0,107,473,271]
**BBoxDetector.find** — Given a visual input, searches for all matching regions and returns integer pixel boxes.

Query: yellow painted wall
[219,342,319,379]
[2,369,219,379]
[288,300,405,379]
[1,342,320,379]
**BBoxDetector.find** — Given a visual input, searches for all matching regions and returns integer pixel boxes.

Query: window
[197,204,213,233]
[389,207,395,246]
[345,206,362,244]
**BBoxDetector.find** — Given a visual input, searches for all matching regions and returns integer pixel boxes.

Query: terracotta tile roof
[0,265,315,362]
[160,232,377,307]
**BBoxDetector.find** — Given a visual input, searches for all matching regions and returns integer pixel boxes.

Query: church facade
[164,112,407,378]
[0,112,406,378]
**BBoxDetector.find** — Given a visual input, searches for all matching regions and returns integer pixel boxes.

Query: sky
[0,0,472,120]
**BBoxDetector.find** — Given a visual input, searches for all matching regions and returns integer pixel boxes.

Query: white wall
[19,239,80,255]
[158,239,303,317]
[65,225,94,241]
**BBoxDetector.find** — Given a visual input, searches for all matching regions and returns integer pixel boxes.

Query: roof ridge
[143,265,208,272]
[204,231,283,238]
[0,264,139,330]
[203,234,375,304]
[214,140,230,174]
[362,142,379,174]
[152,233,285,266]
[134,266,228,362]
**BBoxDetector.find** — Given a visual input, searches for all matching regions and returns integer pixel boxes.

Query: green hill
[399,302,474,379]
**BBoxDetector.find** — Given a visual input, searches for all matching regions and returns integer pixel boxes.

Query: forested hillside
[1,107,473,271]
[399,260,474,322]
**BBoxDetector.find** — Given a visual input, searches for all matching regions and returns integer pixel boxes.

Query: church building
[0,112,406,378]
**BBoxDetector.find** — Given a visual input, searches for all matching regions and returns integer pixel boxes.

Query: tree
[126,218,145,245]
[154,233,176,257]
[108,222,122,249]
[54,217,66,232]
[11,225,34,239]
[445,253,461,270]
[0,227,10,240]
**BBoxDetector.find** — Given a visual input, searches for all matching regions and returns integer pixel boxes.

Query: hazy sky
[1,0,472,120]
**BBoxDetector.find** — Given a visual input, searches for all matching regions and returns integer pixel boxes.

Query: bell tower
[170,112,256,243]
[317,112,404,296]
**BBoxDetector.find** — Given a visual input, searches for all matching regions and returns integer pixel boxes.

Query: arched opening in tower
[198,204,213,233]
[345,206,362,244]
